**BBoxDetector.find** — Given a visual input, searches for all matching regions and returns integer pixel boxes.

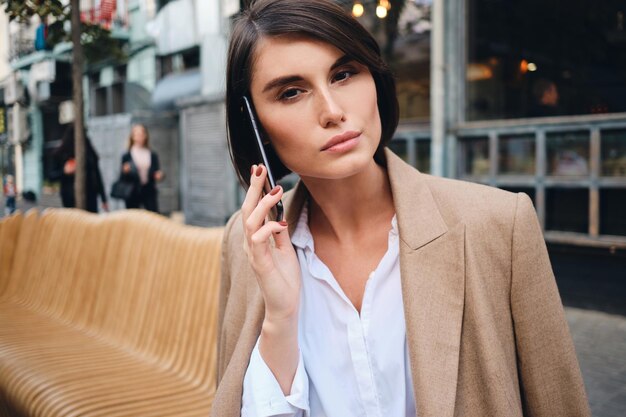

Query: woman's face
[132,126,147,147]
[249,36,382,181]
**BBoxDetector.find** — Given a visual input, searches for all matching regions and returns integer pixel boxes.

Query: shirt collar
[291,202,314,251]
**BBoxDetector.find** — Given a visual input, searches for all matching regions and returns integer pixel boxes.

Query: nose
[317,89,345,128]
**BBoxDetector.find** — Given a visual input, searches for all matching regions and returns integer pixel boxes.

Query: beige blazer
[211,149,590,417]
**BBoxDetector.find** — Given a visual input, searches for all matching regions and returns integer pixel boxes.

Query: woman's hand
[242,164,301,323]
[242,164,301,395]
[154,170,164,182]
[122,162,131,174]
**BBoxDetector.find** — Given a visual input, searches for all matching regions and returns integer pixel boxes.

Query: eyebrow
[261,54,355,94]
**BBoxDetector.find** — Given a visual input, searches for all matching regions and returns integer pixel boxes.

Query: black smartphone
[242,95,284,222]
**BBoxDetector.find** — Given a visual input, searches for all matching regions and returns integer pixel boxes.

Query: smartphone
[242,95,284,222]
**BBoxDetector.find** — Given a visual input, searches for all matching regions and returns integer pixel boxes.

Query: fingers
[249,220,288,249]
[247,220,289,271]
[241,164,283,233]
[240,164,265,220]
[245,184,283,236]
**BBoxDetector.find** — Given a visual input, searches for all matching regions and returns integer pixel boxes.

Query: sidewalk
[566,307,626,417]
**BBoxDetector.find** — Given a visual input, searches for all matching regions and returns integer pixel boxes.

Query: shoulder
[420,174,527,237]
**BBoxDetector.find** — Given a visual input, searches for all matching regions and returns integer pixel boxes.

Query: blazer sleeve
[510,193,590,417]
[217,210,242,384]
[152,152,161,172]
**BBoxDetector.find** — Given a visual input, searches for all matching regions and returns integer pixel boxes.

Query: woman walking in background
[51,125,108,213]
[120,124,163,213]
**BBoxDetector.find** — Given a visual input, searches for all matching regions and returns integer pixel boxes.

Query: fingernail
[250,165,256,175]
[269,185,281,195]
[255,166,263,177]
[279,220,288,226]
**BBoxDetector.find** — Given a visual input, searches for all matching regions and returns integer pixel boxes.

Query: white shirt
[242,205,416,417]
[130,146,151,185]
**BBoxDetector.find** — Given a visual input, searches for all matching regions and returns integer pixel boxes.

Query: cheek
[358,79,382,139]
[260,110,307,153]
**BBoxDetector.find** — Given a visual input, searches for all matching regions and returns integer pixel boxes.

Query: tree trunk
[71,0,86,210]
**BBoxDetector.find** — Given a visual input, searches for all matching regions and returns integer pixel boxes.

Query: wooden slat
[0,208,224,416]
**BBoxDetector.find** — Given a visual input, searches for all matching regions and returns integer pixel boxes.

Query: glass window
[499,134,535,175]
[546,131,590,177]
[601,129,626,177]
[94,87,108,117]
[467,0,626,120]
[415,140,430,173]
[340,0,432,121]
[112,83,125,114]
[600,189,626,236]
[546,188,589,233]
[458,136,489,177]
[388,138,408,162]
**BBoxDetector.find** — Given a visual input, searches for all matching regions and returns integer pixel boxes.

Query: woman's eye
[278,89,302,101]
[333,70,357,82]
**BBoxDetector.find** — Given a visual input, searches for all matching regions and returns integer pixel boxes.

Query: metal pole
[71,0,86,210]
[430,0,445,177]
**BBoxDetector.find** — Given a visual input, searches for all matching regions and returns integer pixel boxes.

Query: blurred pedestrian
[50,125,109,213]
[119,124,163,213]
[3,175,16,216]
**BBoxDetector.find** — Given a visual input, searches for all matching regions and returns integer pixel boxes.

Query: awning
[151,69,202,110]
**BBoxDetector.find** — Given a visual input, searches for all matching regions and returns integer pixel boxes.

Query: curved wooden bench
[0,209,223,416]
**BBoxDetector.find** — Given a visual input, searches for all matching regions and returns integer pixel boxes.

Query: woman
[120,124,163,213]
[51,125,108,213]
[212,1,590,416]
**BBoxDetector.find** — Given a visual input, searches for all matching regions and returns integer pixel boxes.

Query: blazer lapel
[386,149,465,417]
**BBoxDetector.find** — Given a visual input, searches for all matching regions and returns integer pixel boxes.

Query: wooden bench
[0,209,223,416]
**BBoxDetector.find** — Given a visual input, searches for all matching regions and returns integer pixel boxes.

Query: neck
[301,159,395,243]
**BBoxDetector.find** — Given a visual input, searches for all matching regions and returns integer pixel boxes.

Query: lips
[321,131,361,151]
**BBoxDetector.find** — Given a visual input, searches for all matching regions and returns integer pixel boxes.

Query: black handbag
[110,178,136,200]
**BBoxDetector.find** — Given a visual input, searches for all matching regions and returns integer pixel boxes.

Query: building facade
[201,0,626,249]
[2,0,625,251]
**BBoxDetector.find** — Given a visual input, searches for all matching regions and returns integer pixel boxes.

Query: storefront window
[467,0,626,120]
[388,138,408,162]
[499,134,535,175]
[546,188,589,233]
[601,129,626,177]
[340,0,432,121]
[600,189,626,236]
[546,131,590,177]
[415,140,430,173]
[458,136,489,177]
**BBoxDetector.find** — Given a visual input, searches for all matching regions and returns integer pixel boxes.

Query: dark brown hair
[226,0,399,188]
